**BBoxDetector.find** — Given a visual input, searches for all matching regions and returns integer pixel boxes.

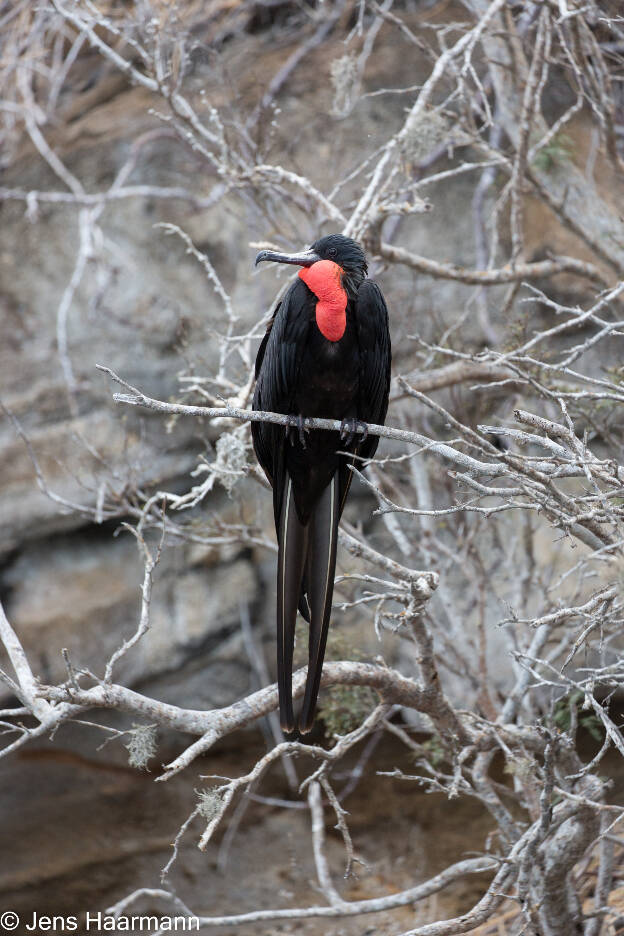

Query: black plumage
[252,234,391,733]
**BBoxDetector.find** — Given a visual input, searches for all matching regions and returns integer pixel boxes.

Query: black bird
[252,234,391,734]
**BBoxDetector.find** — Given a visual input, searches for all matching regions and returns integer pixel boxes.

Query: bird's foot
[286,414,310,448]
[340,417,368,446]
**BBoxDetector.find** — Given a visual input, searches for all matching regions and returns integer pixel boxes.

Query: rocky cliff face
[1,2,616,925]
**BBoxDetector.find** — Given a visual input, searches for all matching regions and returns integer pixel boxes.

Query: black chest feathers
[295,312,360,420]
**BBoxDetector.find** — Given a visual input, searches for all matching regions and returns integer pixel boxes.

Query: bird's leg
[286,414,310,448]
[339,417,368,447]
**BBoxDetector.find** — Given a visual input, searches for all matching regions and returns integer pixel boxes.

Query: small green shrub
[316,632,377,737]
[552,690,604,742]
[532,133,572,172]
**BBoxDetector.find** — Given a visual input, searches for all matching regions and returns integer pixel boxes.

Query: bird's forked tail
[276,474,339,734]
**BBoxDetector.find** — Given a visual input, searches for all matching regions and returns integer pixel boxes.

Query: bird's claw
[286,414,310,448]
[340,418,368,446]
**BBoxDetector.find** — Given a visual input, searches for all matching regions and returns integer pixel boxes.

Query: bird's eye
[328,247,337,257]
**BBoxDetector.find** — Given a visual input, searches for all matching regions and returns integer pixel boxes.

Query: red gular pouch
[298,260,347,342]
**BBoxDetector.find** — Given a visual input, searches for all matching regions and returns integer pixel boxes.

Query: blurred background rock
[2,0,624,929]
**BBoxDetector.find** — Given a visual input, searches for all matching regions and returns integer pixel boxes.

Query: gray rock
[0,531,260,709]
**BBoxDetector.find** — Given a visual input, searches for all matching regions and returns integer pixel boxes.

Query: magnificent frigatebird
[252,234,391,734]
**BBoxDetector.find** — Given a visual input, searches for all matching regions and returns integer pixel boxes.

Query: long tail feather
[298,475,339,734]
[276,475,308,733]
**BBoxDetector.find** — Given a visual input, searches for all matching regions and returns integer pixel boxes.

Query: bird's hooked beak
[255,247,321,268]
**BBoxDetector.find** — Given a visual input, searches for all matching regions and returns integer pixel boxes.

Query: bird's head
[255,234,367,284]
[309,235,367,278]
